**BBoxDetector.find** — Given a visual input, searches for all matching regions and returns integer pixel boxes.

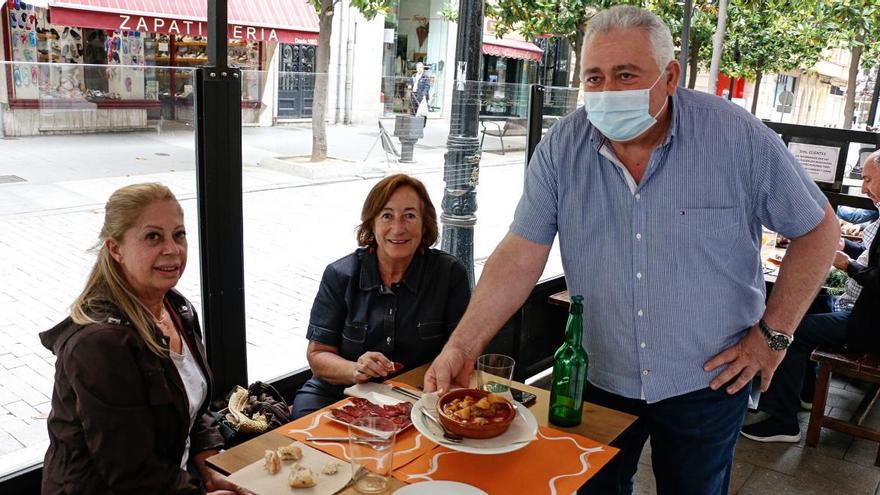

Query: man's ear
[666,61,681,92]
[106,238,123,263]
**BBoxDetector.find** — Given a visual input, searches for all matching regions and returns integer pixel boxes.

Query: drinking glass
[475,353,516,394]
[348,416,396,494]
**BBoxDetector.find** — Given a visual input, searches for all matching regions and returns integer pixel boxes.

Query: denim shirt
[306,247,471,370]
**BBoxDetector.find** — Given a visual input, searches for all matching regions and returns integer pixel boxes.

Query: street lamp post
[441,0,484,288]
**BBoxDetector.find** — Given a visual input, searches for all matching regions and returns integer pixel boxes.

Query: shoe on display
[13,66,21,87]
[741,417,801,443]
[31,66,39,85]
[69,29,81,41]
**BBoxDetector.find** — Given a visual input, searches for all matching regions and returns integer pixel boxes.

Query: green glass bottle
[549,294,588,427]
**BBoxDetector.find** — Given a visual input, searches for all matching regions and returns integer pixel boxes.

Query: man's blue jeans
[837,206,879,230]
[578,382,749,495]
[758,310,850,425]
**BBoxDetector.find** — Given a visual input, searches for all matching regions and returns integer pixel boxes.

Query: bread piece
[288,465,317,488]
[322,461,341,475]
[264,449,281,474]
[277,443,303,461]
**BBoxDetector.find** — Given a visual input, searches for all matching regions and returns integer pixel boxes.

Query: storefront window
[381,0,449,115]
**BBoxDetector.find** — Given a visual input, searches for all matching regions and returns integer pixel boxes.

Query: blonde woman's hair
[70,183,183,356]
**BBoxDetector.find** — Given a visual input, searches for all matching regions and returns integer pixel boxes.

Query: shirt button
[642,370,649,376]
[636,233,642,240]
[640,342,646,348]
[635,193,641,201]
[386,337,392,345]
[637,309,644,317]
[636,272,642,280]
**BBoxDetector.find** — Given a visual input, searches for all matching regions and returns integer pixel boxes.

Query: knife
[305,436,384,444]
[390,385,422,401]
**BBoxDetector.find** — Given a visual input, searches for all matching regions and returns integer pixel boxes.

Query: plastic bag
[416,97,429,117]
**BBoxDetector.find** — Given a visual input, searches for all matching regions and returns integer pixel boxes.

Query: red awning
[47,0,319,44]
[482,36,543,62]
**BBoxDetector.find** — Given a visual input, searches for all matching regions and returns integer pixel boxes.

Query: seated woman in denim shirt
[292,174,471,418]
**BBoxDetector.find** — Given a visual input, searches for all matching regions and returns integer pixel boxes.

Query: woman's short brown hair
[356,174,438,249]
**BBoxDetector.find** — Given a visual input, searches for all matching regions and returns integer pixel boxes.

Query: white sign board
[788,142,839,183]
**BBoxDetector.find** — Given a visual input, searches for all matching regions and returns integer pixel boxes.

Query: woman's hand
[353,351,394,382]
[194,451,251,495]
[841,223,861,236]
[832,250,851,271]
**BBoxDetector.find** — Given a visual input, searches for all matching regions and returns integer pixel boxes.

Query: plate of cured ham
[328,397,414,432]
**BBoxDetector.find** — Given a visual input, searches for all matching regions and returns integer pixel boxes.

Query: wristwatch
[759,319,793,351]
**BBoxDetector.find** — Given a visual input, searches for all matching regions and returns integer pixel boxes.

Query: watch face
[769,334,790,351]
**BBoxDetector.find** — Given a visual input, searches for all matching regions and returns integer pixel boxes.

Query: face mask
[584,71,668,142]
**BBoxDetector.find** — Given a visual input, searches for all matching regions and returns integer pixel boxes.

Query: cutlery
[391,385,422,401]
[305,436,385,444]
[419,406,463,443]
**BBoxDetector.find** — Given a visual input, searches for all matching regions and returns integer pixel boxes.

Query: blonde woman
[40,184,245,494]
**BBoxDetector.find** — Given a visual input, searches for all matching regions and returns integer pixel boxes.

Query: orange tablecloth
[279,398,437,470]
[392,426,618,494]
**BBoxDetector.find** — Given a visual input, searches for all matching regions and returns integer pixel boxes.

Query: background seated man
[742,151,880,443]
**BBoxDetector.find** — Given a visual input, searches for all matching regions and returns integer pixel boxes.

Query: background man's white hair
[866,149,880,170]
[582,5,675,73]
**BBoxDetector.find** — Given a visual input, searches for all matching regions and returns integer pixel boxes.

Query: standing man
[410,62,431,115]
[424,5,839,494]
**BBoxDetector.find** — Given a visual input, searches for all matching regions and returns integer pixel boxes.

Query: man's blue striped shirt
[511,87,827,402]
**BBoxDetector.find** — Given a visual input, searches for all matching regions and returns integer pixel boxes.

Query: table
[207,364,636,492]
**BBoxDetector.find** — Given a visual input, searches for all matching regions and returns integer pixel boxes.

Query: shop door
[277,43,316,118]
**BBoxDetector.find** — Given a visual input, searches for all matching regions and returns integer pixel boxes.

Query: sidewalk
[0,119,553,477]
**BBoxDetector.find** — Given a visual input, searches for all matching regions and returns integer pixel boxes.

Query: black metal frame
[764,121,879,211]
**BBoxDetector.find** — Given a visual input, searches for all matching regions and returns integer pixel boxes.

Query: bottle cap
[569,294,583,315]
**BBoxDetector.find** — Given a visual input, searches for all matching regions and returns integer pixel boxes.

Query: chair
[480,117,528,155]
[806,349,880,466]
[363,120,400,166]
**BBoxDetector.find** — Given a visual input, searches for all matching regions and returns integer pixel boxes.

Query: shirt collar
[359,248,425,294]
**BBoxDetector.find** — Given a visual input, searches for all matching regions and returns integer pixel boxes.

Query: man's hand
[423,345,475,394]
[841,223,861,236]
[704,325,786,394]
[832,250,852,271]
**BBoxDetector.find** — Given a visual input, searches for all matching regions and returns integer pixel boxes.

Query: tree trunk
[843,31,864,130]
[707,0,729,94]
[311,0,334,162]
[688,37,700,89]
[570,22,586,88]
[750,70,762,115]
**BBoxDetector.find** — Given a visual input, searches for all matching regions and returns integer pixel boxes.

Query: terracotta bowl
[437,388,516,439]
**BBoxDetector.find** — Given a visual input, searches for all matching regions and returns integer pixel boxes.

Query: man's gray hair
[866,149,880,170]
[583,5,675,72]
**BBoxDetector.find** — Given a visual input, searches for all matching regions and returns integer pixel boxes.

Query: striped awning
[45,0,319,44]
[482,36,543,62]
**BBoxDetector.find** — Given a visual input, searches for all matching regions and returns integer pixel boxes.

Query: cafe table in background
[207,364,637,494]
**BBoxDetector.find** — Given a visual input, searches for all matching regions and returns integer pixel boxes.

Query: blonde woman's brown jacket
[39,289,224,494]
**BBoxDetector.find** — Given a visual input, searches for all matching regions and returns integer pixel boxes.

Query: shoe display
[741,417,801,443]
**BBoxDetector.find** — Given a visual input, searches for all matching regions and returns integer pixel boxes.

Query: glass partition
[0,61,199,479]
[240,78,580,381]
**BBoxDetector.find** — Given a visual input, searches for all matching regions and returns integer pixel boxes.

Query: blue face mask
[584,71,668,142]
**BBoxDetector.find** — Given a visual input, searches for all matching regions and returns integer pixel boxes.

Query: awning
[482,37,543,62]
[46,0,319,44]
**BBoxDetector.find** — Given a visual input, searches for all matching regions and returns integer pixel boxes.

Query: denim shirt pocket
[341,321,368,358]
[417,322,444,341]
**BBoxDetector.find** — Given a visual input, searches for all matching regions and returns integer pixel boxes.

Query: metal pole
[197,0,247,399]
[526,85,545,174]
[678,0,692,87]
[440,0,484,288]
[867,66,880,129]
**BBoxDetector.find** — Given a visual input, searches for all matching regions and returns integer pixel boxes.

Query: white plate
[410,395,538,455]
[393,480,488,495]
